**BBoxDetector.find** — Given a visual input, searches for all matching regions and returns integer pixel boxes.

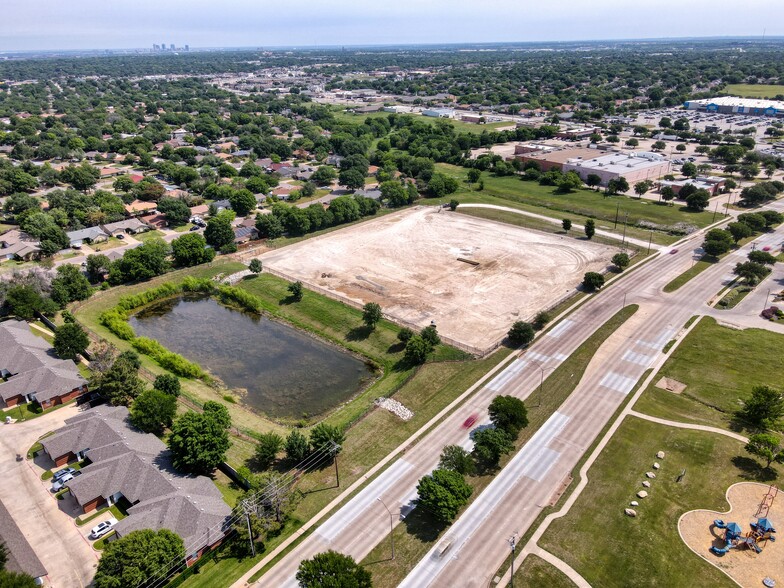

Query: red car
[763,246,771,252]
[669,248,678,255]
[463,414,478,428]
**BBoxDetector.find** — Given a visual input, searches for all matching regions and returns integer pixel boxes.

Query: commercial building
[657,176,726,197]
[563,151,670,187]
[422,108,453,118]
[516,147,609,172]
[684,96,784,117]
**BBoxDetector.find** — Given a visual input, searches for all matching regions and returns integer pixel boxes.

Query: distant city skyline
[1,0,783,52]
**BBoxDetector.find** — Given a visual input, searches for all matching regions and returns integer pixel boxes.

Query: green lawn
[512,554,575,588]
[5,398,76,423]
[634,317,784,432]
[330,108,509,135]
[541,416,749,588]
[360,305,638,588]
[172,224,195,233]
[723,84,784,99]
[133,229,165,242]
[90,236,124,251]
[663,257,717,293]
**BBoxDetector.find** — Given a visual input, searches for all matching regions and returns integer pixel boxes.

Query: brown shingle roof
[0,500,47,579]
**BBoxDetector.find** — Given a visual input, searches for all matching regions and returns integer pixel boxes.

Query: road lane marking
[621,349,653,366]
[598,372,638,395]
[485,359,528,391]
[547,319,575,339]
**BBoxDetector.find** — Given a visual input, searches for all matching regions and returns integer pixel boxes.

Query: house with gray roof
[0,500,47,584]
[0,229,41,262]
[40,406,232,555]
[66,226,109,248]
[0,320,87,409]
[102,218,149,235]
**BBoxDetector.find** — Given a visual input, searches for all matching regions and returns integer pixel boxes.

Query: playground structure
[710,486,779,556]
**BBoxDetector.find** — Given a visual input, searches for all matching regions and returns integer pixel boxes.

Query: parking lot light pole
[377,497,395,560]
[509,533,518,588]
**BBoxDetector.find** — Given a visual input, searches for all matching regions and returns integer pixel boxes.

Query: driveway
[0,404,99,587]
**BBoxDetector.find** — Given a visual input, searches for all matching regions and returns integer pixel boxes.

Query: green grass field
[330,108,510,135]
[512,554,575,587]
[724,84,784,99]
[360,305,638,587]
[634,317,784,433]
[663,257,717,292]
[541,416,747,588]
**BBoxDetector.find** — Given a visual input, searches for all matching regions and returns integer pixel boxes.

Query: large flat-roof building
[563,151,670,187]
[684,96,784,117]
[516,147,610,172]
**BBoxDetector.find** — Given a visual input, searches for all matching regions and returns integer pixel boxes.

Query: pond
[128,294,374,419]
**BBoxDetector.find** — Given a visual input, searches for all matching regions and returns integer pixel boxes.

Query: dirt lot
[680,482,783,588]
[259,207,615,353]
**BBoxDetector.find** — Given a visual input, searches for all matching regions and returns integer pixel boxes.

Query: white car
[90,517,118,540]
[51,472,73,492]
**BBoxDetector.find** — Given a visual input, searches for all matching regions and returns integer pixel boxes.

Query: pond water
[128,294,374,419]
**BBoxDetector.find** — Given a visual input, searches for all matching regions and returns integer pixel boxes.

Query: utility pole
[331,441,341,488]
[712,199,719,223]
[240,499,256,557]
[509,533,518,588]
[647,230,653,255]
[763,289,771,312]
[614,201,620,229]
[621,213,628,249]
[377,497,395,560]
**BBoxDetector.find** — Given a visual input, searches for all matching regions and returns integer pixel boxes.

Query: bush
[611,252,630,271]
[582,272,605,292]
[397,327,414,344]
[131,337,205,378]
[507,321,535,346]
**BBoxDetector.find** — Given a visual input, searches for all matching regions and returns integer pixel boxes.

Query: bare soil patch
[259,207,615,354]
[656,377,687,394]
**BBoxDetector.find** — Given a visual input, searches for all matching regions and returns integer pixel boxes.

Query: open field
[634,317,784,432]
[723,84,784,99]
[330,108,510,135]
[541,416,748,588]
[259,207,616,353]
[512,554,575,587]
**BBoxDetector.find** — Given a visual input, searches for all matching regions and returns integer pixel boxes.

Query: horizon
[1,0,783,52]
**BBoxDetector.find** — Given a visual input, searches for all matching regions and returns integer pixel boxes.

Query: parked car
[51,473,74,492]
[189,225,200,231]
[90,517,118,540]
[53,467,76,482]
[116,234,125,240]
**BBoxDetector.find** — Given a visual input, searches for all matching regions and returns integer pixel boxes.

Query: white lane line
[316,459,414,542]
[621,349,653,366]
[399,412,570,588]
[553,352,569,361]
[486,359,528,391]
[547,319,575,339]
[598,372,638,395]
[526,351,551,363]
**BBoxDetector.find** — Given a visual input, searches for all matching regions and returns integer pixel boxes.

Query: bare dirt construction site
[260,207,615,353]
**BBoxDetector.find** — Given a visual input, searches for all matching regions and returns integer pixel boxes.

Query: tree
[612,252,630,271]
[0,570,36,587]
[285,429,311,463]
[96,351,146,406]
[660,186,676,204]
[108,239,170,285]
[585,174,602,191]
[404,335,431,364]
[427,173,459,198]
[562,218,572,232]
[310,423,345,455]
[726,222,754,244]
[156,197,190,226]
[3,285,57,319]
[582,272,605,292]
[449,198,459,211]
[675,143,687,152]
[685,189,710,212]
[397,327,414,344]
[168,409,231,474]
[339,168,365,191]
[420,325,440,347]
[362,302,382,330]
[734,261,770,285]
[255,432,284,470]
[625,138,639,148]
[256,213,285,239]
[61,163,99,192]
[607,177,629,195]
[438,445,474,475]
[312,166,337,185]
[761,210,784,228]
[740,386,784,430]
[130,389,177,435]
[533,311,551,331]
[681,162,697,178]
[50,264,92,307]
[416,468,473,523]
[296,550,372,588]
[93,529,184,588]
[171,232,215,267]
[229,189,257,217]
[652,140,667,151]
[379,180,409,207]
[745,433,784,469]
[472,428,514,467]
[738,212,767,233]
[748,250,777,266]
[53,323,89,360]
[249,258,262,274]
[86,253,111,283]
[488,395,529,436]
[467,168,482,183]
[204,212,235,250]
[153,374,181,397]
[288,281,303,302]
[584,219,595,240]
[634,181,652,197]
[507,321,535,346]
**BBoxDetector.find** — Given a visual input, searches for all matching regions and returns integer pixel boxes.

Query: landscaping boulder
[637,490,648,499]
[642,481,651,488]
[656,451,665,459]
[625,508,637,517]
[646,472,656,479]
[653,462,660,470]
[630,501,639,507]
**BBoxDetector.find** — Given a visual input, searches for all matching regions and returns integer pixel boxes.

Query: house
[212,199,232,211]
[189,204,209,216]
[0,229,41,262]
[326,154,344,167]
[354,188,382,201]
[129,174,145,184]
[275,166,297,178]
[270,185,296,199]
[99,167,123,179]
[102,218,150,236]
[170,128,189,140]
[0,501,47,584]
[66,226,109,248]
[233,225,258,244]
[124,200,158,215]
[140,213,167,230]
[0,320,88,409]
[40,406,232,562]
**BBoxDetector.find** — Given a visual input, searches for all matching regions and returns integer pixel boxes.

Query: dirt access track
[260,207,616,354]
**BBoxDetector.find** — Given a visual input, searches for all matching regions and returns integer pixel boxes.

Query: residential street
[0,404,99,588]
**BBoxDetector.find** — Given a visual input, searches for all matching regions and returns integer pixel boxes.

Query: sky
[1,0,783,52]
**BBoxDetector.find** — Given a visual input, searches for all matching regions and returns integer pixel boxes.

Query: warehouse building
[684,96,784,117]
[562,151,670,187]
[516,146,609,172]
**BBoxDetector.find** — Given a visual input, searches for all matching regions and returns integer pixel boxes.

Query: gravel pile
[375,397,414,421]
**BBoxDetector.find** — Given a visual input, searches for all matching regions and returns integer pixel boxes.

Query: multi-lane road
[244,205,782,588]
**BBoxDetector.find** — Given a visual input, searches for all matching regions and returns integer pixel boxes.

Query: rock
[637,490,648,499]
[625,508,637,517]
[374,397,414,421]
[656,451,665,459]
[646,472,656,479]
[653,462,660,470]
[642,481,651,488]
[630,501,639,506]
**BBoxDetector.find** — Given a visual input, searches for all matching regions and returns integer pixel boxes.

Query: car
[669,248,679,255]
[116,234,125,240]
[90,517,118,540]
[51,473,73,492]
[53,467,76,482]
[463,414,478,429]
[189,225,200,231]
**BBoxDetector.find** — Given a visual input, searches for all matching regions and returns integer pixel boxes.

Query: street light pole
[377,497,395,560]
[509,533,518,588]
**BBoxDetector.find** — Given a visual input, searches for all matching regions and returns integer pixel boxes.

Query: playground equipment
[756,485,779,519]
[710,518,777,556]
